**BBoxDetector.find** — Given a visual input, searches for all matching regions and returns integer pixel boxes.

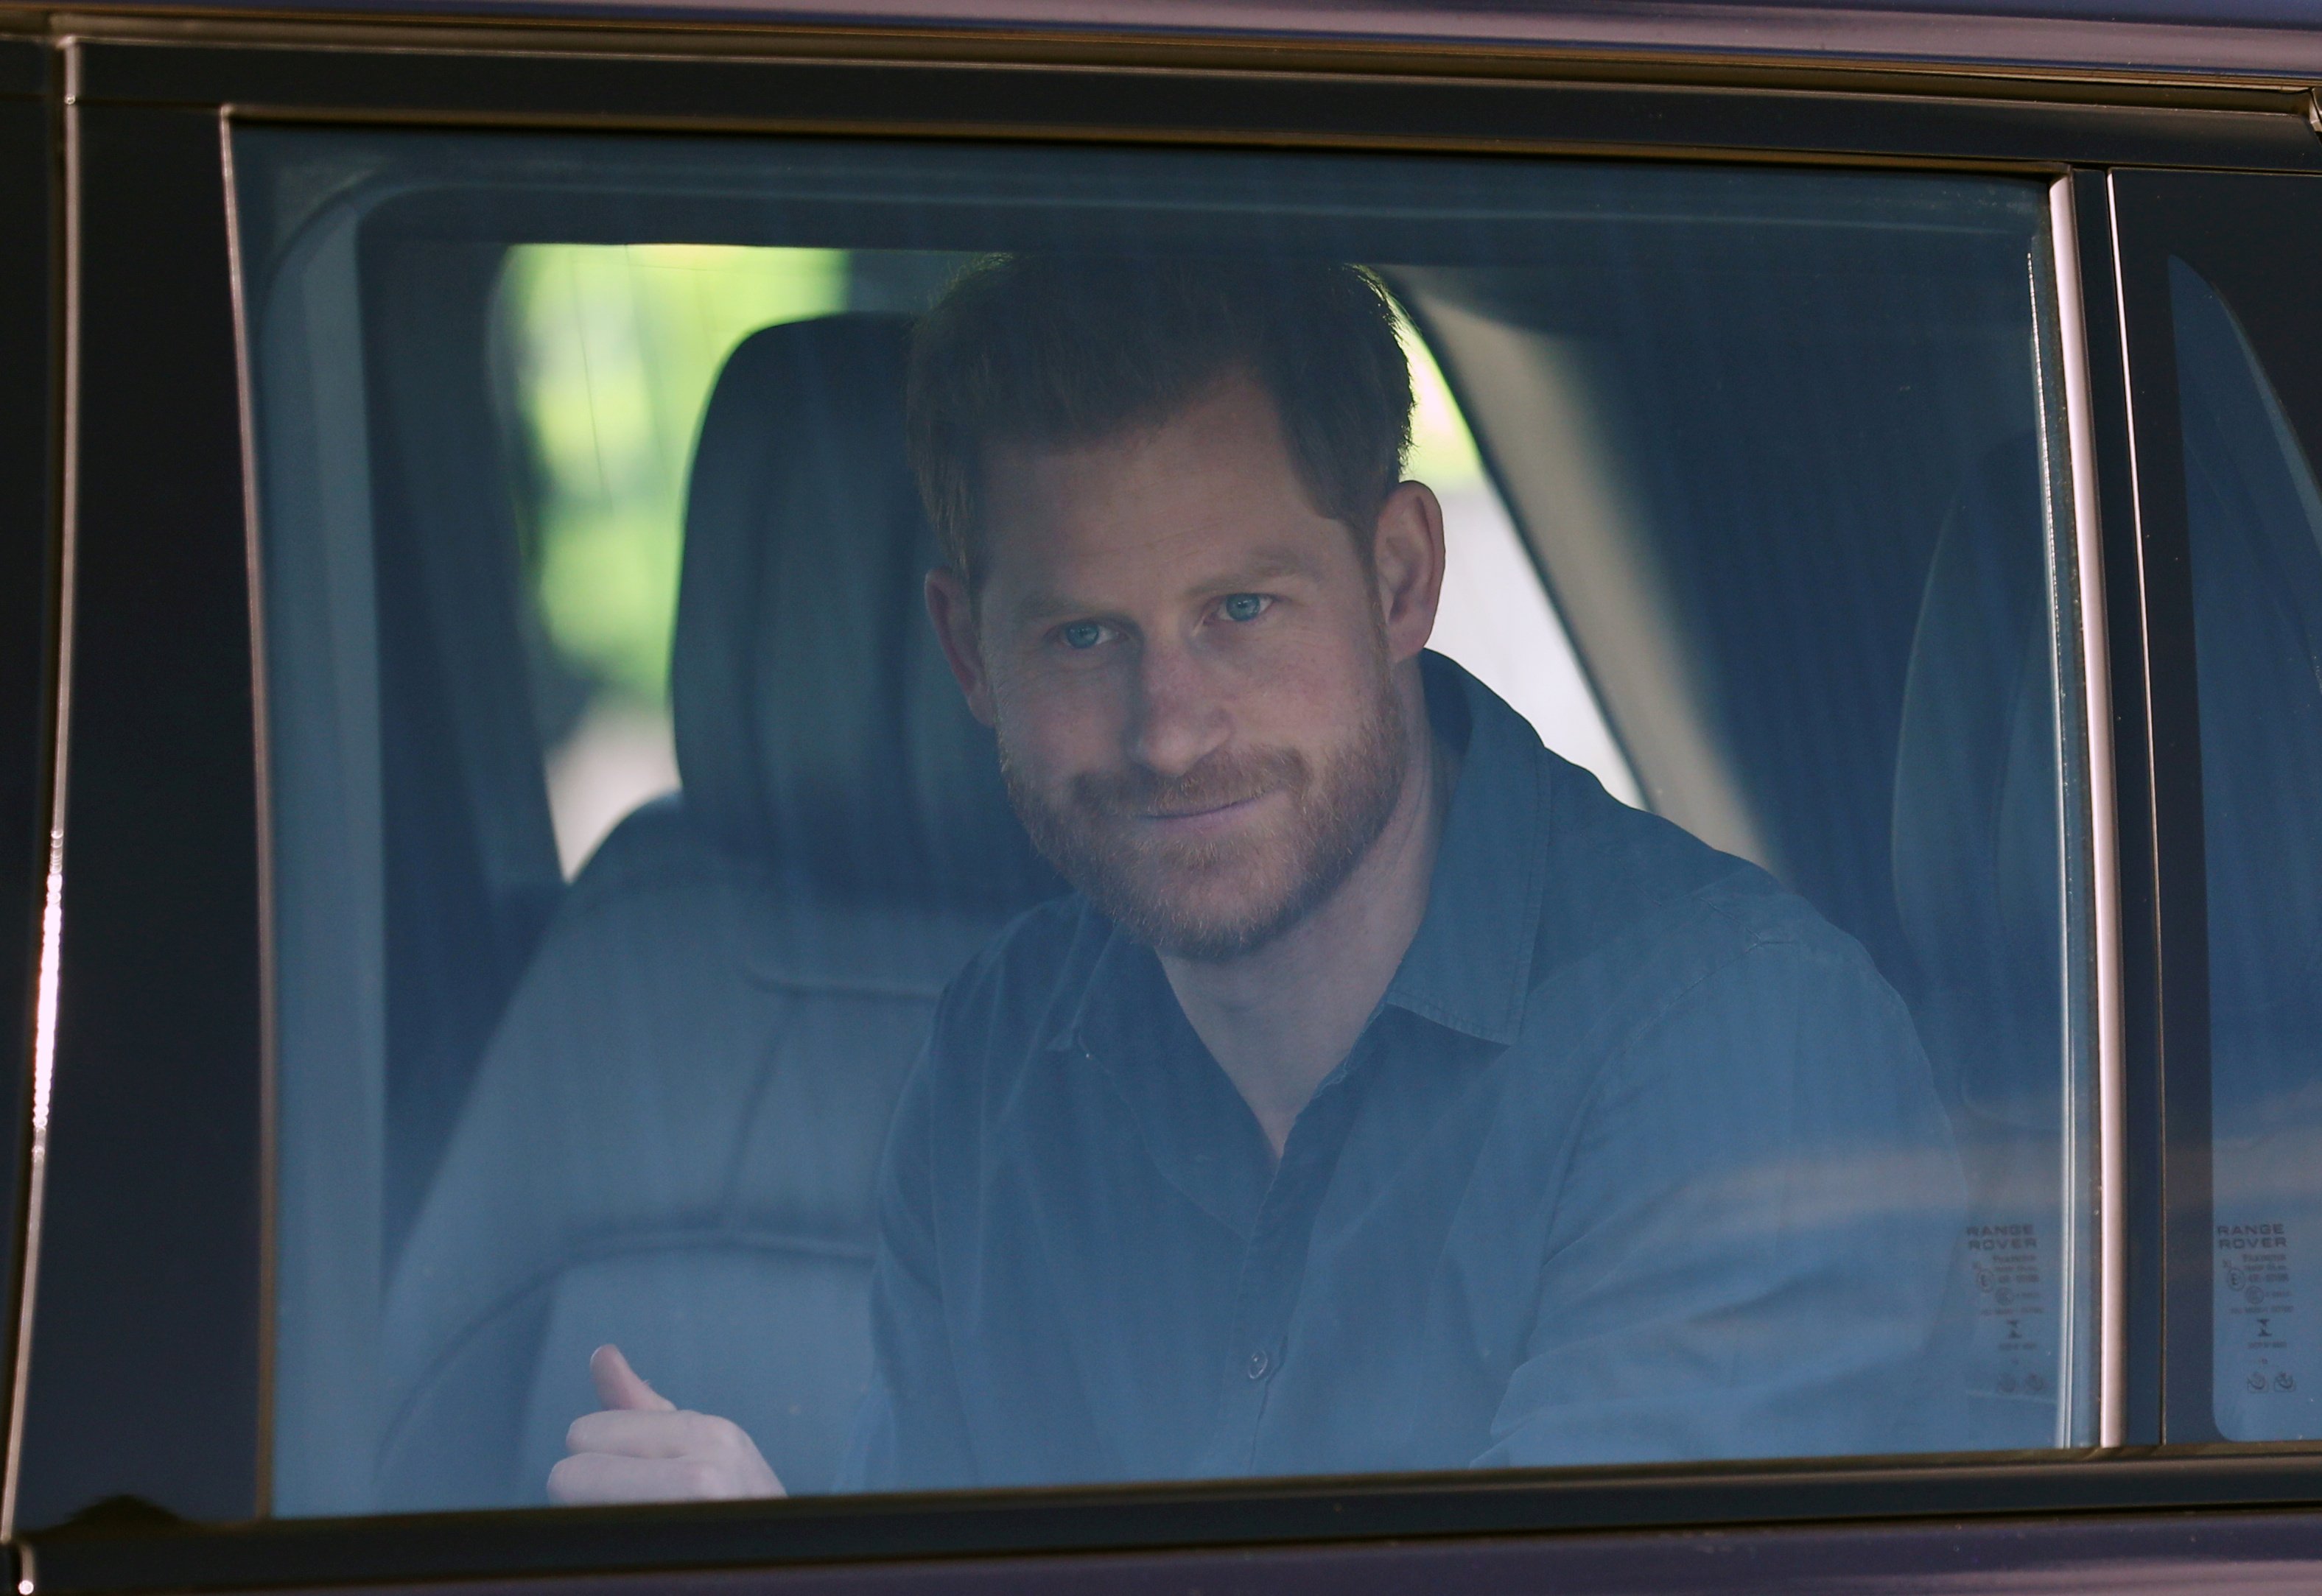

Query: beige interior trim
[1411,286,1781,879]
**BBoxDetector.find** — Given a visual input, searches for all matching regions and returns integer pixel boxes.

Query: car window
[2169,259,2322,1441]
[224,127,2098,1521]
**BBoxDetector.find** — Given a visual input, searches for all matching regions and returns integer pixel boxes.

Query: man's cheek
[998,685,1126,781]
[994,731,1090,826]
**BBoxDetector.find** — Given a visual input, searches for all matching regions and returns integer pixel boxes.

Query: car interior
[244,130,2105,1511]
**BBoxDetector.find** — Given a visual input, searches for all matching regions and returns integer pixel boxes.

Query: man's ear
[1370,481,1447,664]
[925,566,997,728]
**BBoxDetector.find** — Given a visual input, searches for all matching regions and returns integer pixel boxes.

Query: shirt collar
[1057,651,1550,1055]
[1377,652,1548,1047]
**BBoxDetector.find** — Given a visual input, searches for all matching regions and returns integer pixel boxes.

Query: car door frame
[0,28,57,1548]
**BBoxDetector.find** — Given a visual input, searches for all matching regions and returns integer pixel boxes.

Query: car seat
[375,314,1059,1508]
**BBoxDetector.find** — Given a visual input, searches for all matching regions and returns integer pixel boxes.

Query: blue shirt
[841,655,1967,1490]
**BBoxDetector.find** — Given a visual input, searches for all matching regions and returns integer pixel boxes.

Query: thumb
[590,1344,676,1413]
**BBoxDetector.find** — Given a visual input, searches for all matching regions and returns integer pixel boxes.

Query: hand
[547,1344,787,1504]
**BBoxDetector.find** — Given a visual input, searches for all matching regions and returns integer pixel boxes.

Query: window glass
[2171,259,2322,1441]
[234,129,2096,1517]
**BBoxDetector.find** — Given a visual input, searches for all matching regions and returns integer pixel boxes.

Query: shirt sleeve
[1472,926,1969,1469]
[834,1030,980,1494]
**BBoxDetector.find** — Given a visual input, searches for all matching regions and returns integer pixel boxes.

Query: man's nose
[1125,637,1230,779]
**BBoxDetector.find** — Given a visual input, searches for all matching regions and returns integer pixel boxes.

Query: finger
[566,1407,718,1460]
[591,1344,676,1413]
[548,1450,754,1505]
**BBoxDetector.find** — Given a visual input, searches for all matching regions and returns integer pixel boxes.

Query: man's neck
[1158,666,1454,1162]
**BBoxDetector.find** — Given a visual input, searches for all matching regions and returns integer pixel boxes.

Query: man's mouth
[1138,792,1273,834]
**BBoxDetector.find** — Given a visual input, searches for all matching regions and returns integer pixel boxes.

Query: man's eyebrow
[1006,587,1088,628]
[1210,552,1313,588]
[1001,550,1325,628]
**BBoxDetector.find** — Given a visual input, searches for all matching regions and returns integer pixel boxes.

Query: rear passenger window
[2167,259,2322,1441]
[234,130,2100,1517]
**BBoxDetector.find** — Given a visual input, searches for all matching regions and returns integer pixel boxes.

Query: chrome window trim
[217,101,278,1522]
[2049,172,2126,1451]
[0,45,74,1544]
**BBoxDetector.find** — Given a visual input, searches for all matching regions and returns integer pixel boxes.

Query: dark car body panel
[57,0,2322,85]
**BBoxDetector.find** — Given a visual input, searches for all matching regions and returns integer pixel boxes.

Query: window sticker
[1965,1222,2053,1403]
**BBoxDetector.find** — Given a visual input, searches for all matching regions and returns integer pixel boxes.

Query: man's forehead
[973,380,1344,604]
[985,372,1290,495]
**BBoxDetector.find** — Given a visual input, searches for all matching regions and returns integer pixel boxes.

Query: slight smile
[1141,792,1276,836]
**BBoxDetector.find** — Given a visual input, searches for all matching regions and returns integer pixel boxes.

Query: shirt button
[1246,1349,1272,1381]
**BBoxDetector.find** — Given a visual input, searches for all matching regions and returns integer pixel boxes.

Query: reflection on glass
[505,245,846,872]
[231,129,2094,1522]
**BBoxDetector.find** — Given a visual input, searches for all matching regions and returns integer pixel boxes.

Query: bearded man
[550,256,1968,1502]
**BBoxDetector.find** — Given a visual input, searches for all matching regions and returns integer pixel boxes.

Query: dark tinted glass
[2170,258,2322,1441]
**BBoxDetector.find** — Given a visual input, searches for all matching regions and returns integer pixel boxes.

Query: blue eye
[1061,621,1106,650]
[1221,594,1270,623]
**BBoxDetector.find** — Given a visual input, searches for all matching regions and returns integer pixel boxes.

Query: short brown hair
[905,255,1414,587]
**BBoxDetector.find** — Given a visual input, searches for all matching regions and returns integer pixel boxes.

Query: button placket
[1219,1040,1375,1467]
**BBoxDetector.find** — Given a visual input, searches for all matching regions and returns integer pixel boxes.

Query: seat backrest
[1891,432,2070,1445]
[376,314,1058,1510]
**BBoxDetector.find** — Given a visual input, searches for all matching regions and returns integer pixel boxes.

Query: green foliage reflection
[506,244,847,703]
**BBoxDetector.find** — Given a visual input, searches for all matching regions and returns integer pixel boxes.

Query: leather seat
[376,314,1059,1509]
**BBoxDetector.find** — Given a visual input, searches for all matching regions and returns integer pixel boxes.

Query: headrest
[670,314,1060,910]
[1891,432,2061,1128]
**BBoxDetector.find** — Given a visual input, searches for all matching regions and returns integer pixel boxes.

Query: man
[550,256,1966,1503]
